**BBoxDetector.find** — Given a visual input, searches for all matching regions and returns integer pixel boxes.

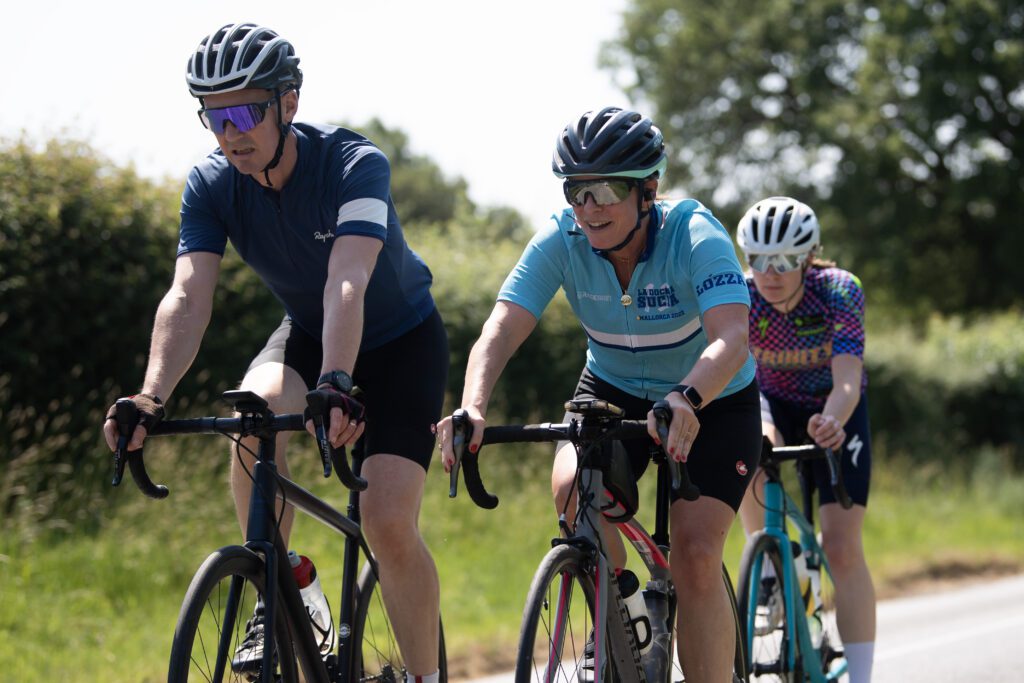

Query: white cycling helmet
[737,196,820,256]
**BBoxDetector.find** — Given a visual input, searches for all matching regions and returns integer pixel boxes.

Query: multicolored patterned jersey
[747,266,867,409]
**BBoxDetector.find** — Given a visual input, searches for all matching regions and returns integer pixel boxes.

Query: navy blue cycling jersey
[177,122,435,349]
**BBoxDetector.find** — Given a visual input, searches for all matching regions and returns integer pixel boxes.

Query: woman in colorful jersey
[436,107,761,683]
[736,196,876,683]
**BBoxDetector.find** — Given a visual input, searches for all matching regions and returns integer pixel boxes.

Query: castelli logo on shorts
[736,461,748,476]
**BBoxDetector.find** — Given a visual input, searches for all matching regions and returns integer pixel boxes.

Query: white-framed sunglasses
[746,251,811,274]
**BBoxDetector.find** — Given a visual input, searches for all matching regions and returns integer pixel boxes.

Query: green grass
[1,439,1021,681]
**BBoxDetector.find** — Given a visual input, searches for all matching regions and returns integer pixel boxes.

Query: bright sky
[4,0,635,229]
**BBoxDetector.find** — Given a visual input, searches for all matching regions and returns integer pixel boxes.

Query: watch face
[320,370,353,393]
[684,385,703,409]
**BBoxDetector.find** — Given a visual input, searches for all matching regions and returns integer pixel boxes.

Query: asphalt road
[459,573,1024,682]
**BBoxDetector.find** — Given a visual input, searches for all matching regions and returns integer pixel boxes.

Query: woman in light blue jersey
[436,107,761,683]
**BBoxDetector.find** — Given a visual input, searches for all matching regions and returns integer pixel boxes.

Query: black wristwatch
[670,384,704,411]
[317,370,354,394]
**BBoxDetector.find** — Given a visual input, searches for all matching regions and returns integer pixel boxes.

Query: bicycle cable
[218,429,290,537]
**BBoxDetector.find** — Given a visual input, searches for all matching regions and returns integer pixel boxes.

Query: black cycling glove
[304,387,366,424]
[106,393,165,433]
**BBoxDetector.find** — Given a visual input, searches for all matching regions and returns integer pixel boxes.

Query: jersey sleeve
[331,143,391,241]
[829,270,866,358]
[686,212,750,313]
[497,222,566,320]
[177,166,228,257]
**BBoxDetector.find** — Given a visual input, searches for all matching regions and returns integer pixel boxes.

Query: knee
[670,536,723,591]
[361,498,418,557]
[821,534,863,577]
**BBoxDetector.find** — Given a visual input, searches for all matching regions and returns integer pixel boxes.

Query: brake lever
[652,400,701,501]
[824,447,853,509]
[305,390,368,491]
[113,399,168,499]
[448,409,470,498]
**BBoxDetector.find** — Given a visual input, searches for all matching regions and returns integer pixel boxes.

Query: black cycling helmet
[186,23,302,98]
[553,107,667,179]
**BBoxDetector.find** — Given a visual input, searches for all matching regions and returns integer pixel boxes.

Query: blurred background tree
[603,0,1023,314]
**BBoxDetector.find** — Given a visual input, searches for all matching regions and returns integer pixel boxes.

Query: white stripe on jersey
[337,197,388,229]
[582,316,702,351]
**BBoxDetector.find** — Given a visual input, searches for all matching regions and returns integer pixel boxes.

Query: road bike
[736,439,852,682]
[448,398,747,683]
[110,388,446,682]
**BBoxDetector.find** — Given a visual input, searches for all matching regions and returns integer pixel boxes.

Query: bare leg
[360,454,439,675]
[671,496,736,683]
[230,362,308,541]
[820,503,876,669]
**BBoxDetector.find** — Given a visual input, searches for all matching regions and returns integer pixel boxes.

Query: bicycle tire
[351,560,448,681]
[515,544,618,683]
[722,563,750,683]
[168,545,301,683]
[814,558,846,680]
[737,532,804,682]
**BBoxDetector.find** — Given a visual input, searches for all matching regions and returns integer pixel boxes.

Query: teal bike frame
[739,443,851,682]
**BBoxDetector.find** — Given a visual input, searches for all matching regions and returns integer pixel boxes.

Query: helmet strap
[261,90,291,188]
[592,182,650,257]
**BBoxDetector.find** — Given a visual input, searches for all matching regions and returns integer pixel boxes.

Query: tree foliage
[0,127,577,524]
[604,0,1024,313]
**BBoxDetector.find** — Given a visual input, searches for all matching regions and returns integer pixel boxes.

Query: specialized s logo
[758,317,770,339]
[846,433,864,467]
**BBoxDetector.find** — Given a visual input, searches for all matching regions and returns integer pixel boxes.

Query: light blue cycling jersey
[499,199,756,401]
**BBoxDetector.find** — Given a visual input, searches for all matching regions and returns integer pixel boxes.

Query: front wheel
[737,532,805,682]
[351,560,447,681]
[514,544,607,683]
[168,545,300,683]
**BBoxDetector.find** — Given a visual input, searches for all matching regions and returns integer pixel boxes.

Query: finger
[129,424,148,451]
[103,422,118,452]
[305,419,316,438]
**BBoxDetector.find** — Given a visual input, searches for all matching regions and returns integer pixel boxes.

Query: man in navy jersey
[102,23,447,682]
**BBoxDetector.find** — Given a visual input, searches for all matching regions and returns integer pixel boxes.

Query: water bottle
[804,552,824,649]
[617,569,653,656]
[641,581,672,683]
[791,541,812,613]
[289,550,336,656]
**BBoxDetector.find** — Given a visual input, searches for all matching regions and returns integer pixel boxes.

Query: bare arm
[654,302,751,460]
[808,353,863,449]
[103,252,220,451]
[141,252,221,399]
[315,234,382,446]
[437,301,538,469]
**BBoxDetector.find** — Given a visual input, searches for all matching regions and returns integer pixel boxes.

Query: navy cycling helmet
[553,107,667,179]
[187,23,302,97]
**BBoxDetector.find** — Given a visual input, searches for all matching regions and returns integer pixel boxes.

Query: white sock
[844,641,875,683]
[406,671,439,683]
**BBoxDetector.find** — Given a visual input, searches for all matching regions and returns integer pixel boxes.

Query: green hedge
[4,136,1021,528]
[865,312,1024,466]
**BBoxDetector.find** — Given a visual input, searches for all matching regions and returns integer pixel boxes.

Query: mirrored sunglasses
[746,252,810,274]
[197,97,276,134]
[563,179,637,207]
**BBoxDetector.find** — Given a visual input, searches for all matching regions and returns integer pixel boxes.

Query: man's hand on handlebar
[304,386,366,448]
[433,406,485,473]
[103,393,164,452]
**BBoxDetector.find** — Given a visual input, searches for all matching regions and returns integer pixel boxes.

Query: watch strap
[669,384,703,411]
